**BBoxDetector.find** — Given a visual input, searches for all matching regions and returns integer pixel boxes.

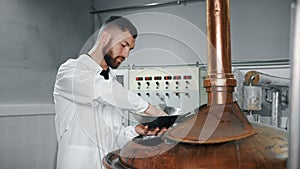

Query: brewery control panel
[129,66,201,113]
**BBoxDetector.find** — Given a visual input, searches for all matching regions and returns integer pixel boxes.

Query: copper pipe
[204,0,237,105]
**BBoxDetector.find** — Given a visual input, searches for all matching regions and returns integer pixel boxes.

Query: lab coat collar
[79,54,103,72]
[79,54,116,78]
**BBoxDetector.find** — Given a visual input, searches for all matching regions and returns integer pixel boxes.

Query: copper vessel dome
[105,122,287,169]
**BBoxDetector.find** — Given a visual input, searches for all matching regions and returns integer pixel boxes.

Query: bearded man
[53,16,167,169]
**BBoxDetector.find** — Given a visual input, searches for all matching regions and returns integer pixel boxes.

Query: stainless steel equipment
[239,70,290,128]
[243,86,262,111]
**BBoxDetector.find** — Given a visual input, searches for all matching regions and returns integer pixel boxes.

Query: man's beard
[103,42,125,69]
[104,52,123,69]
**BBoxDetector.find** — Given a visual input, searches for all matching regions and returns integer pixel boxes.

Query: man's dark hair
[104,16,138,39]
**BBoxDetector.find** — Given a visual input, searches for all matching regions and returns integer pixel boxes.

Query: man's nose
[122,49,130,58]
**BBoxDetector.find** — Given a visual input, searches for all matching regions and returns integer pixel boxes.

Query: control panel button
[136,77,143,81]
[164,76,172,80]
[184,75,192,80]
[154,76,162,80]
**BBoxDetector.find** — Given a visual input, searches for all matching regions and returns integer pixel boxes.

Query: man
[53,16,167,169]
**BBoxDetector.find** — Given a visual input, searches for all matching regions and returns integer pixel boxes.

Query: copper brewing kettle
[103,0,288,168]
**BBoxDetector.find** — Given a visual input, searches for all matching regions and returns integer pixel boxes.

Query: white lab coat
[53,54,148,169]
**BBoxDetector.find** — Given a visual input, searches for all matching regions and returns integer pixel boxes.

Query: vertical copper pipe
[204,0,237,105]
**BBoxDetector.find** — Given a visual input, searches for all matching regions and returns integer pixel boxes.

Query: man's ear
[101,31,111,46]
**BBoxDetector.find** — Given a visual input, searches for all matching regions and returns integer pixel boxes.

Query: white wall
[0,0,93,104]
[0,111,57,169]
[0,0,93,168]
[231,0,291,61]
[92,0,292,67]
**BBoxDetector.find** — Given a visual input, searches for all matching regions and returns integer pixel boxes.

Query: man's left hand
[135,124,167,136]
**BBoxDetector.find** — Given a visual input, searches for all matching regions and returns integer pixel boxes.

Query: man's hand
[135,124,167,136]
[144,104,168,116]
